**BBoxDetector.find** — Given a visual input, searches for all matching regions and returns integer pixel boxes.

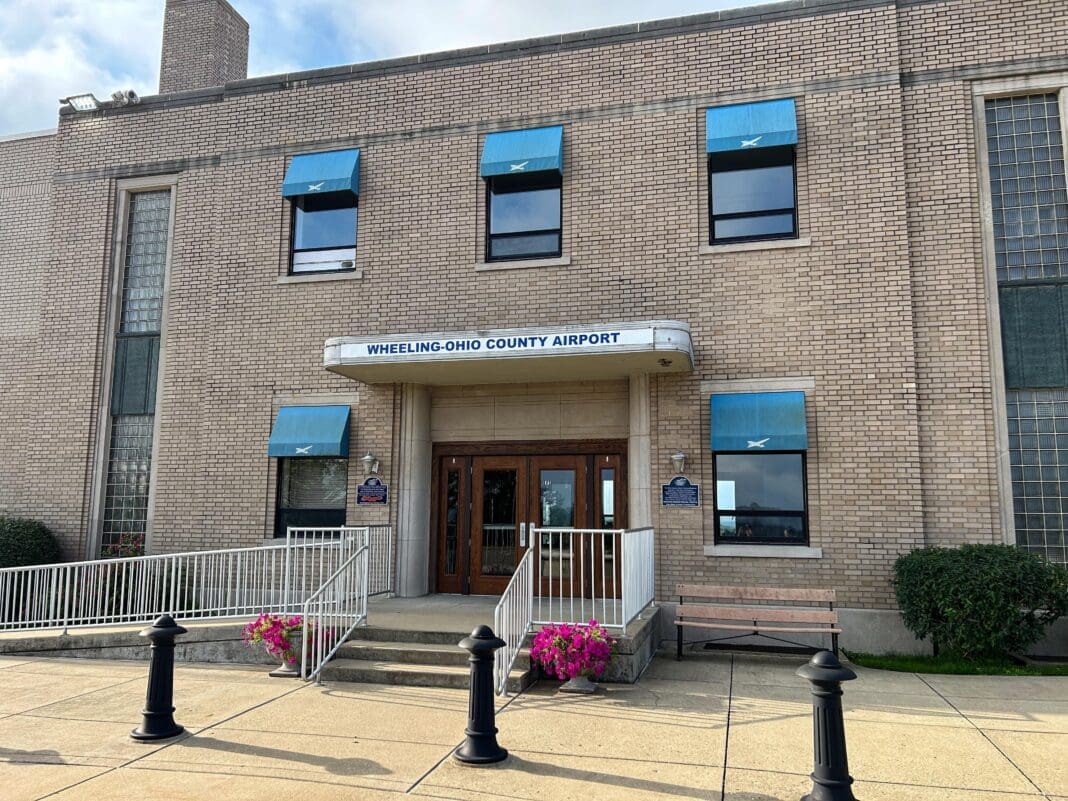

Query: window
[486,172,562,261]
[290,191,357,274]
[714,452,807,544]
[275,457,348,536]
[709,146,796,244]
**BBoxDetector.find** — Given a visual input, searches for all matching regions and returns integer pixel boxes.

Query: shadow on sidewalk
[178,735,389,777]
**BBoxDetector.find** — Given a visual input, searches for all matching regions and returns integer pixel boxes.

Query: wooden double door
[433,444,625,595]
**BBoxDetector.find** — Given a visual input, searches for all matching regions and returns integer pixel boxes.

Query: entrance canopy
[324,320,693,385]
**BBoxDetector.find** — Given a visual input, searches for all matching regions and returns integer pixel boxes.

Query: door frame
[429,440,627,594]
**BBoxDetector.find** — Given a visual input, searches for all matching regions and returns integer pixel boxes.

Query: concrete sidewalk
[0,652,1064,801]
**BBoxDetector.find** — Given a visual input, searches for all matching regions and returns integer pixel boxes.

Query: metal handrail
[492,547,534,696]
[301,544,370,683]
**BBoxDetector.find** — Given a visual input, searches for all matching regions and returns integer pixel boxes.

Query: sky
[0,0,760,137]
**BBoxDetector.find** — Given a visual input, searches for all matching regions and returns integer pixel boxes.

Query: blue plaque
[661,476,700,508]
[356,476,389,505]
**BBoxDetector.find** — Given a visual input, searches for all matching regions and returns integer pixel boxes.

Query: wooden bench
[675,584,841,659]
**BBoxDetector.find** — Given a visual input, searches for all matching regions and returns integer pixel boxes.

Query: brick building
[1,0,1066,651]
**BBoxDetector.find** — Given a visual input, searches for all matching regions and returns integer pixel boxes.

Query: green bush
[0,517,62,568]
[893,544,1068,658]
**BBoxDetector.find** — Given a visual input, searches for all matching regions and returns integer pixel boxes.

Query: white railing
[0,526,392,634]
[491,526,656,696]
[620,527,655,629]
[531,526,655,629]
[492,548,534,696]
[301,543,369,683]
[284,525,393,600]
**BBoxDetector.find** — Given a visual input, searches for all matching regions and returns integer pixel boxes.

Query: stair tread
[325,658,530,676]
[341,641,529,654]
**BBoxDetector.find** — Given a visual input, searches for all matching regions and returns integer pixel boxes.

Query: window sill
[704,543,823,559]
[276,270,363,285]
[699,237,811,256]
[475,255,571,272]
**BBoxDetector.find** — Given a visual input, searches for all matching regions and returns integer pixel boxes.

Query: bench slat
[676,584,836,603]
[675,620,843,634]
[677,604,838,625]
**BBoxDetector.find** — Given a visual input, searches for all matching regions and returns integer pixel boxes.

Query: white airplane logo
[306,181,325,191]
[740,136,763,148]
[746,437,770,449]
[294,445,313,455]
[509,161,529,171]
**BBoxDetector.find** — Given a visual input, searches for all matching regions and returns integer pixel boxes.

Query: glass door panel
[435,457,468,594]
[480,469,518,577]
[530,456,586,600]
[592,454,624,599]
[470,456,528,595]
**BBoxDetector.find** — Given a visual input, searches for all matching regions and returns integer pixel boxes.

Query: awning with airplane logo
[705,98,798,154]
[710,391,808,452]
[267,405,351,457]
[479,125,564,177]
[281,149,361,198]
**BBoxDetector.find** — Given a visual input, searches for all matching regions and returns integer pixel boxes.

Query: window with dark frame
[713,452,808,545]
[289,191,357,274]
[709,145,797,245]
[275,457,348,537]
[486,172,562,261]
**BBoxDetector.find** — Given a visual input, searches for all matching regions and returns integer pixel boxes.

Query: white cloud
[0,0,162,134]
[0,0,754,136]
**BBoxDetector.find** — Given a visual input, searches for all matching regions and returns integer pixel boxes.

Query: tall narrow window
[989,92,1068,566]
[102,189,171,556]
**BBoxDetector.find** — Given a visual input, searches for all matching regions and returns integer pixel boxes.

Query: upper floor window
[281,148,361,274]
[291,192,357,273]
[479,125,564,262]
[487,172,562,260]
[706,98,799,246]
[710,147,796,243]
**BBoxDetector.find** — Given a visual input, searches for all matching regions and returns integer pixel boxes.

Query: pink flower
[530,621,616,681]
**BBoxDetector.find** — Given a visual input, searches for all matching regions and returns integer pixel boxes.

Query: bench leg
[676,625,683,661]
[831,631,839,657]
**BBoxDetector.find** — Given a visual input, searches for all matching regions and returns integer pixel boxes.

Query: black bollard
[796,650,859,801]
[130,614,187,741]
[454,624,508,765]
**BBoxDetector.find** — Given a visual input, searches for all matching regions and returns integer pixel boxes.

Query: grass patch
[845,651,1068,676]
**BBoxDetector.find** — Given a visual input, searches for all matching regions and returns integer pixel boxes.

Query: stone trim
[704,544,823,559]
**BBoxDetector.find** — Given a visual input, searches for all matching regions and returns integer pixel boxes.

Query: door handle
[519,522,527,548]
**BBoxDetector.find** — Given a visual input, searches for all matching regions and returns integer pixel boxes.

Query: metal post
[131,614,187,741]
[455,625,508,765]
[796,650,858,801]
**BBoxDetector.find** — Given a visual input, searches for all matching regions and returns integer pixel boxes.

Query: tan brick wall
[3,0,1065,601]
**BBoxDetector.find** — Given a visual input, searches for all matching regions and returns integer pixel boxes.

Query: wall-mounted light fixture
[670,450,686,475]
[360,452,380,476]
[60,93,100,112]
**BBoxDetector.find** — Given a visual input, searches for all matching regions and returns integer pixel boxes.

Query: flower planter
[530,620,616,694]
[268,659,301,678]
[559,675,598,694]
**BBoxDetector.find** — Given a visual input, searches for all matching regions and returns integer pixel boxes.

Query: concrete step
[348,626,471,647]
[320,658,535,692]
[334,640,531,669]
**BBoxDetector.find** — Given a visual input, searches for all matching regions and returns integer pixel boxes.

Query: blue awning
[706,99,798,154]
[710,391,807,451]
[281,149,361,197]
[480,125,563,177]
[267,405,350,457]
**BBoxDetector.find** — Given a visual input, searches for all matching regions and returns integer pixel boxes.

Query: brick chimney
[159,0,249,94]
